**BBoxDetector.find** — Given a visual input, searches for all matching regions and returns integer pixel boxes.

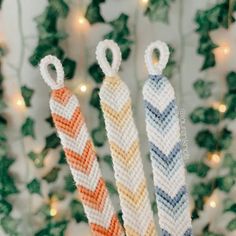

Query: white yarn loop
[144,40,170,76]
[39,55,64,90]
[96,39,121,77]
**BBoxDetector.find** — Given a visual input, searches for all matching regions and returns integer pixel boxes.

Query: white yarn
[96,40,121,77]
[144,40,170,76]
[39,55,64,90]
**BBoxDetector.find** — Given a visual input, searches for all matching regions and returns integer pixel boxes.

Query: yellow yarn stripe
[100,76,157,236]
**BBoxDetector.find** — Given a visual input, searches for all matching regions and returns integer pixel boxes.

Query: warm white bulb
[140,0,149,7]
[222,45,230,55]
[218,103,227,113]
[211,153,221,164]
[50,207,57,217]
[209,200,217,208]
[16,98,25,107]
[79,84,87,93]
[78,16,85,25]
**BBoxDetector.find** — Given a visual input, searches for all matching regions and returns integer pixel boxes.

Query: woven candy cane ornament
[39,55,124,236]
[142,41,192,236]
[97,40,157,236]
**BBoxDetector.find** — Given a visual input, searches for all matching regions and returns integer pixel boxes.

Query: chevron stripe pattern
[143,75,192,236]
[49,87,124,236]
[100,76,156,236]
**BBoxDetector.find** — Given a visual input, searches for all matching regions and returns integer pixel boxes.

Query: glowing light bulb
[140,0,149,7]
[209,200,217,208]
[211,153,221,164]
[78,16,85,25]
[214,43,231,61]
[80,84,87,93]
[222,45,230,56]
[16,98,24,107]
[207,152,221,166]
[76,14,89,31]
[50,207,57,217]
[218,103,227,113]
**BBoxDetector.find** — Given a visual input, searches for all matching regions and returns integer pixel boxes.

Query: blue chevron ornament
[143,41,192,236]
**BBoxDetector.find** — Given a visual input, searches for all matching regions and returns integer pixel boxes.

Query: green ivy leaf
[29,43,64,67]
[91,127,106,147]
[35,6,58,37]
[224,93,236,119]
[64,174,76,193]
[106,181,118,195]
[35,220,68,236]
[1,216,20,236]
[85,2,105,24]
[151,201,157,214]
[0,157,19,197]
[193,79,213,99]
[218,128,232,150]
[224,198,236,213]
[62,58,76,79]
[163,45,176,78]
[21,86,34,107]
[202,223,223,236]
[145,0,174,23]
[201,52,216,70]
[109,14,130,36]
[88,63,104,83]
[186,161,210,177]
[0,199,12,216]
[27,178,41,195]
[28,150,48,168]
[58,150,66,164]
[192,182,215,198]
[103,155,113,171]
[195,129,216,151]
[45,132,60,149]
[227,218,236,231]
[0,175,19,198]
[70,199,87,223]
[21,117,35,139]
[190,107,220,125]
[190,107,205,123]
[45,116,54,128]
[49,0,69,18]
[223,153,236,169]
[226,71,236,92]
[43,167,60,183]
[216,175,235,192]
[89,88,101,110]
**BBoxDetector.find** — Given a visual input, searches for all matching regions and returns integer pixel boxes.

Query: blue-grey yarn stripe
[143,75,192,236]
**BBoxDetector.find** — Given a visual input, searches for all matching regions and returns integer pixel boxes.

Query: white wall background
[1,0,236,235]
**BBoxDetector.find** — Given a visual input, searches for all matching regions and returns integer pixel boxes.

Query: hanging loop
[39,55,64,90]
[144,40,170,76]
[96,39,121,77]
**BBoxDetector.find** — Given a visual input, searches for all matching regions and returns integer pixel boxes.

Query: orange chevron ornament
[96,40,157,236]
[39,55,124,236]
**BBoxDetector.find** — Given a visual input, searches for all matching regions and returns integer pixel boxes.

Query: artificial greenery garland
[186,0,236,234]
[0,44,22,236]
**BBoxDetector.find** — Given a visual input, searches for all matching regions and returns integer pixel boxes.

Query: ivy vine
[187,0,236,234]
[0,45,22,235]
